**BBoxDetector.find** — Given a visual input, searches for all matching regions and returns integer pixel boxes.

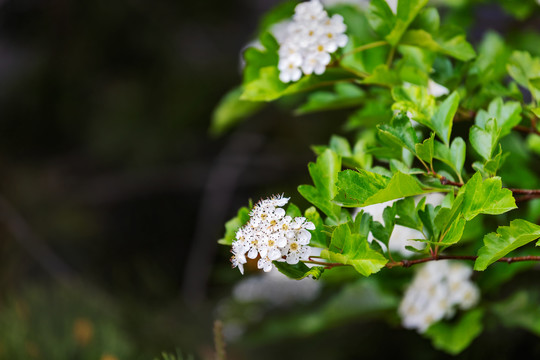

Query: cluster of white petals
[277,0,348,83]
[231,195,315,274]
[398,261,480,333]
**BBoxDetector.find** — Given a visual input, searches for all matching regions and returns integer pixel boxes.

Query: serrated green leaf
[334,170,431,207]
[432,91,459,145]
[378,113,418,154]
[298,149,342,220]
[274,262,325,280]
[474,219,540,271]
[424,309,484,355]
[475,97,522,138]
[218,206,251,245]
[459,172,516,221]
[321,224,388,276]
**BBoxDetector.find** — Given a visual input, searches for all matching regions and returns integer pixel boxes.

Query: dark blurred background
[0,0,334,358]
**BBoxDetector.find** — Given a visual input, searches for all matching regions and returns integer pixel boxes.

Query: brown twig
[386,255,540,268]
[513,124,540,137]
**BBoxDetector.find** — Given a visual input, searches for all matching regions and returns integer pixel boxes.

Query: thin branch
[514,124,540,137]
[308,254,540,270]
[386,255,540,268]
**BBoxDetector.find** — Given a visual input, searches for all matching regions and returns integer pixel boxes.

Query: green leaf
[424,309,484,355]
[211,87,265,135]
[296,83,365,114]
[468,32,509,88]
[475,97,522,138]
[439,217,466,246]
[377,113,418,154]
[286,203,302,218]
[411,7,439,33]
[217,206,251,245]
[415,132,435,164]
[334,170,431,207]
[391,84,436,127]
[474,219,540,271]
[241,66,286,101]
[361,64,400,86]
[507,51,540,101]
[243,32,279,84]
[431,91,459,145]
[400,27,475,61]
[367,0,396,38]
[433,137,466,178]
[274,262,325,280]
[492,291,540,336]
[459,172,516,221]
[298,149,342,220]
[321,224,388,276]
[469,118,500,161]
[305,207,327,248]
[385,0,429,46]
[242,67,354,102]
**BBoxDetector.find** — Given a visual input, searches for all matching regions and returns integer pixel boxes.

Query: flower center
[268,239,275,247]
[290,243,299,251]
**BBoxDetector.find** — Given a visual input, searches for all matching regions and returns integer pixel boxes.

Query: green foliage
[321,223,388,276]
[424,309,484,355]
[335,169,431,207]
[458,172,516,221]
[475,219,540,270]
[274,262,325,280]
[216,0,540,355]
[298,149,342,221]
[492,291,540,336]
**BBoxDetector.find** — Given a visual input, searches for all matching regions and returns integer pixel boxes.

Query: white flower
[275,0,348,83]
[427,79,449,98]
[294,0,326,22]
[278,54,303,83]
[398,261,480,333]
[230,194,316,274]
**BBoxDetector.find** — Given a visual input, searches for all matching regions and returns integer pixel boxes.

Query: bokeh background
[0,0,540,359]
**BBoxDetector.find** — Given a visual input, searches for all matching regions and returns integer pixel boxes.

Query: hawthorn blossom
[277,0,348,83]
[398,261,480,333]
[230,195,315,274]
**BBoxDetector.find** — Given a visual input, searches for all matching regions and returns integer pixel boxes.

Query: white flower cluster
[277,0,348,83]
[398,261,480,333]
[231,195,315,274]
